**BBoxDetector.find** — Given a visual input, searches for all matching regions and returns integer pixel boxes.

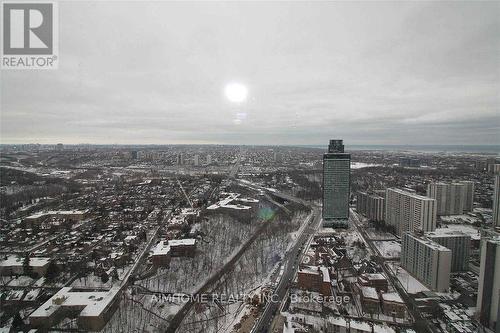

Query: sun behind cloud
[224,82,248,103]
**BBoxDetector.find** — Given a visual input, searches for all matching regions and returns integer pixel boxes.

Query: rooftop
[426,229,470,238]
[25,210,88,220]
[388,188,434,201]
[359,285,379,299]
[152,241,171,256]
[405,233,452,252]
[29,286,120,319]
[168,238,196,246]
[381,292,404,303]
[0,255,50,267]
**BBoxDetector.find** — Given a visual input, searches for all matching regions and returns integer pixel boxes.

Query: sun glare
[224,83,248,103]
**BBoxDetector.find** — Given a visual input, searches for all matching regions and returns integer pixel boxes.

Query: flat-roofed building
[297,266,331,297]
[357,273,388,292]
[426,230,471,272]
[0,255,51,276]
[460,181,475,212]
[168,238,197,257]
[297,266,321,292]
[356,285,380,314]
[356,192,385,222]
[322,139,350,228]
[24,210,89,227]
[427,183,467,215]
[319,266,332,297]
[476,238,500,331]
[284,313,397,333]
[151,240,171,267]
[401,233,451,292]
[381,292,406,319]
[493,175,500,228]
[29,287,120,331]
[385,188,437,236]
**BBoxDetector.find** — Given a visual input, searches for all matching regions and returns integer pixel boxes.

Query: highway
[235,180,325,332]
[164,178,320,333]
[251,206,322,333]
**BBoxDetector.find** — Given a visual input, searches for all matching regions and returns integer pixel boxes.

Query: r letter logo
[2,2,58,69]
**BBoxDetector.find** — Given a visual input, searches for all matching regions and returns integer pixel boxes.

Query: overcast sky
[1,1,499,145]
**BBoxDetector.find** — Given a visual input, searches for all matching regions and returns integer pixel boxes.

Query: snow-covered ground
[440,215,479,225]
[373,241,401,259]
[175,211,307,333]
[433,224,481,241]
[365,229,396,241]
[351,162,381,169]
[386,262,429,294]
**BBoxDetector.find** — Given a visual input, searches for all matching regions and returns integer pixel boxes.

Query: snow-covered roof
[25,210,88,220]
[359,286,379,299]
[168,238,196,246]
[29,287,120,319]
[361,273,386,281]
[152,241,171,256]
[405,233,451,252]
[207,193,254,210]
[388,188,434,201]
[0,255,50,267]
[298,265,320,275]
[381,292,404,303]
[431,224,480,240]
[319,267,330,283]
[283,312,396,333]
[124,235,137,241]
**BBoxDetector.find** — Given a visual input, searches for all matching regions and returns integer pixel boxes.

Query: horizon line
[1,143,499,147]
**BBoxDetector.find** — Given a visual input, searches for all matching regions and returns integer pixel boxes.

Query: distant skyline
[3,143,499,154]
[1,1,499,145]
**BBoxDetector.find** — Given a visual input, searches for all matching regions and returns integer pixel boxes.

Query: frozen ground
[387,262,429,294]
[373,241,401,259]
[365,229,396,241]
[440,215,479,225]
[434,224,481,241]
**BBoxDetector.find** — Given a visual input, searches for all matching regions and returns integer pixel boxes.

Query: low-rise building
[297,266,332,297]
[380,292,406,318]
[168,239,196,257]
[29,287,121,331]
[24,210,89,227]
[357,285,380,314]
[0,256,51,276]
[357,273,388,292]
[297,266,321,293]
[151,240,171,266]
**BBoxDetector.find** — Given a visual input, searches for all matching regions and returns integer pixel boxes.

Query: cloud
[1,1,499,145]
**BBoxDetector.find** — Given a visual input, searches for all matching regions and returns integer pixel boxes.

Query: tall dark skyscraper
[476,238,500,331]
[322,139,350,227]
